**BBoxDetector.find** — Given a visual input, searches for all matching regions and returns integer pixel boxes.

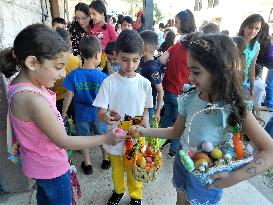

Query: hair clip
[191,39,212,53]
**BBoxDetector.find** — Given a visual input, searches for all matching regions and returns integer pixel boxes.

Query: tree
[153,3,164,23]
[121,0,143,17]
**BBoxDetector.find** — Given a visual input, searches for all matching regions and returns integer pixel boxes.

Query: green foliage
[153,3,164,23]
[121,0,143,17]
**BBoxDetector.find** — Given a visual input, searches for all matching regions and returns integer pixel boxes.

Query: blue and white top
[243,41,260,86]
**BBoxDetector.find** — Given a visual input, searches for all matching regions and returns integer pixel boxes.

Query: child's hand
[154,111,161,123]
[128,125,143,138]
[206,171,239,189]
[103,129,125,145]
[104,111,121,125]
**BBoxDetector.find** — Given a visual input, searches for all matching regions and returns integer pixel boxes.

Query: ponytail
[0,48,19,78]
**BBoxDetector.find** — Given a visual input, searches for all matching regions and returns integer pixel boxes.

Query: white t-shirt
[253,76,266,107]
[93,72,153,155]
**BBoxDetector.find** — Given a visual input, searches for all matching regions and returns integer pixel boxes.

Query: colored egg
[201,141,214,152]
[194,152,211,163]
[210,148,222,160]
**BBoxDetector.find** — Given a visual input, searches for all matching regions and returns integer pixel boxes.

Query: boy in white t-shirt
[93,30,153,205]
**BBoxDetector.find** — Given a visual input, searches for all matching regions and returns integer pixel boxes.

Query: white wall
[0,0,49,49]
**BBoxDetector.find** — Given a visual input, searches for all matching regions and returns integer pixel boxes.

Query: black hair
[112,16,117,24]
[255,63,263,78]
[188,34,246,127]
[105,41,116,55]
[122,16,133,25]
[79,35,102,59]
[221,30,229,36]
[89,0,107,30]
[158,30,176,52]
[258,23,271,60]
[140,30,158,50]
[238,14,264,50]
[159,23,165,29]
[117,14,124,24]
[55,27,70,46]
[0,24,69,78]
[232,36,246,53]
[115,30,144,55]
[52,17,66,27]
[75,2,89,16]
[176,9,196,34]
[201,23,220,34]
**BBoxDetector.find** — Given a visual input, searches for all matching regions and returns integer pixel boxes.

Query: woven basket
[133,161,162,183]
[180,104,254,185]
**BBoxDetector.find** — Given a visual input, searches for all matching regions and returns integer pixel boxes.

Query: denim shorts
[76,120,107,136]
[36,170,72,205]
[173,152,223,205]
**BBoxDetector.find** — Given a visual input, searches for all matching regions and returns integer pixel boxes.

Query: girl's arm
[158,51,170,65]
[208,110,273,189]
[132,115,185,139]
[154,83,164,122]
[248,51,259,96]
[62,90,74,118]
[21,94,123,150]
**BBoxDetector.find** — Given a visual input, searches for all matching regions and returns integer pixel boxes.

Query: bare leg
[82,148,91,165]
[176,192,189,205]
[100,145,108,160]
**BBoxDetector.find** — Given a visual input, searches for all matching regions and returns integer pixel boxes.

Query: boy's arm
[142,108,150,128]
[62,90,74,118]
[97,107,117,125]
[154,83,164,122]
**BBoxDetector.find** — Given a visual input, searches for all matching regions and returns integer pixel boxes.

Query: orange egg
[194,152,211,163]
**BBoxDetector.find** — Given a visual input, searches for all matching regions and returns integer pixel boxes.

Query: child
[139,30,164,123]
[62,35,111,174]
[121,16,133,31]
[0,24,123,204]
[52,17,66,29]
[130,34,273,205]
[253,64,266,108]
[53,28,81,116]
[104,41,120,75]
[93,29,153,205]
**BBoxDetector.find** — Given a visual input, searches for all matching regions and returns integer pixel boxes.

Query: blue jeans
[265,117,273,139]
[36,171,72,205]
[162,90,180,152]
[265,69,273,109]
[148,108,155,127]
[76,120,107,136]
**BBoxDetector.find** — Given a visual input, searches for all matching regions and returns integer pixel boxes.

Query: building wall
[0,0,51,49]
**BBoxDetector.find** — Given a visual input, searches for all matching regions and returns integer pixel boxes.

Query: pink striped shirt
[8,83,70,179]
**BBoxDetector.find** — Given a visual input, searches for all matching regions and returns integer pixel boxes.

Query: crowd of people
[1,0,273,204]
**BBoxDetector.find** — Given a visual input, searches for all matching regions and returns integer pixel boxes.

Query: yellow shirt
[53,54,81,100]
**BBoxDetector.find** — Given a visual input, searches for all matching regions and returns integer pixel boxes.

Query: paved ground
[0,111,272,205]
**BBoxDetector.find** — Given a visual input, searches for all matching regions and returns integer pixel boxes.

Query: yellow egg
[210,148,222,160]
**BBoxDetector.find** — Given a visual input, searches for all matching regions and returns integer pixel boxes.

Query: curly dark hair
[188,33,246,127]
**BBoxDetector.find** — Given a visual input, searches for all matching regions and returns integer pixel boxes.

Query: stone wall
[0,0,51,193]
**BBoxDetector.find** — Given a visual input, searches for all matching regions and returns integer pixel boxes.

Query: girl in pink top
[88,0,117,50]
[0,24,123,205]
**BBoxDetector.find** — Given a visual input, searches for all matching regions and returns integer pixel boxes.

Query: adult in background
[159,9,196,158]
[68,2,91,56]
[238,14,264,98]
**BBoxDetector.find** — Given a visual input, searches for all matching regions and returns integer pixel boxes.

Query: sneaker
[168,150,176,159]
[102,159,111,169]
[107,190,124,205]
[81,161,93,175]
[129,198,141,205]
